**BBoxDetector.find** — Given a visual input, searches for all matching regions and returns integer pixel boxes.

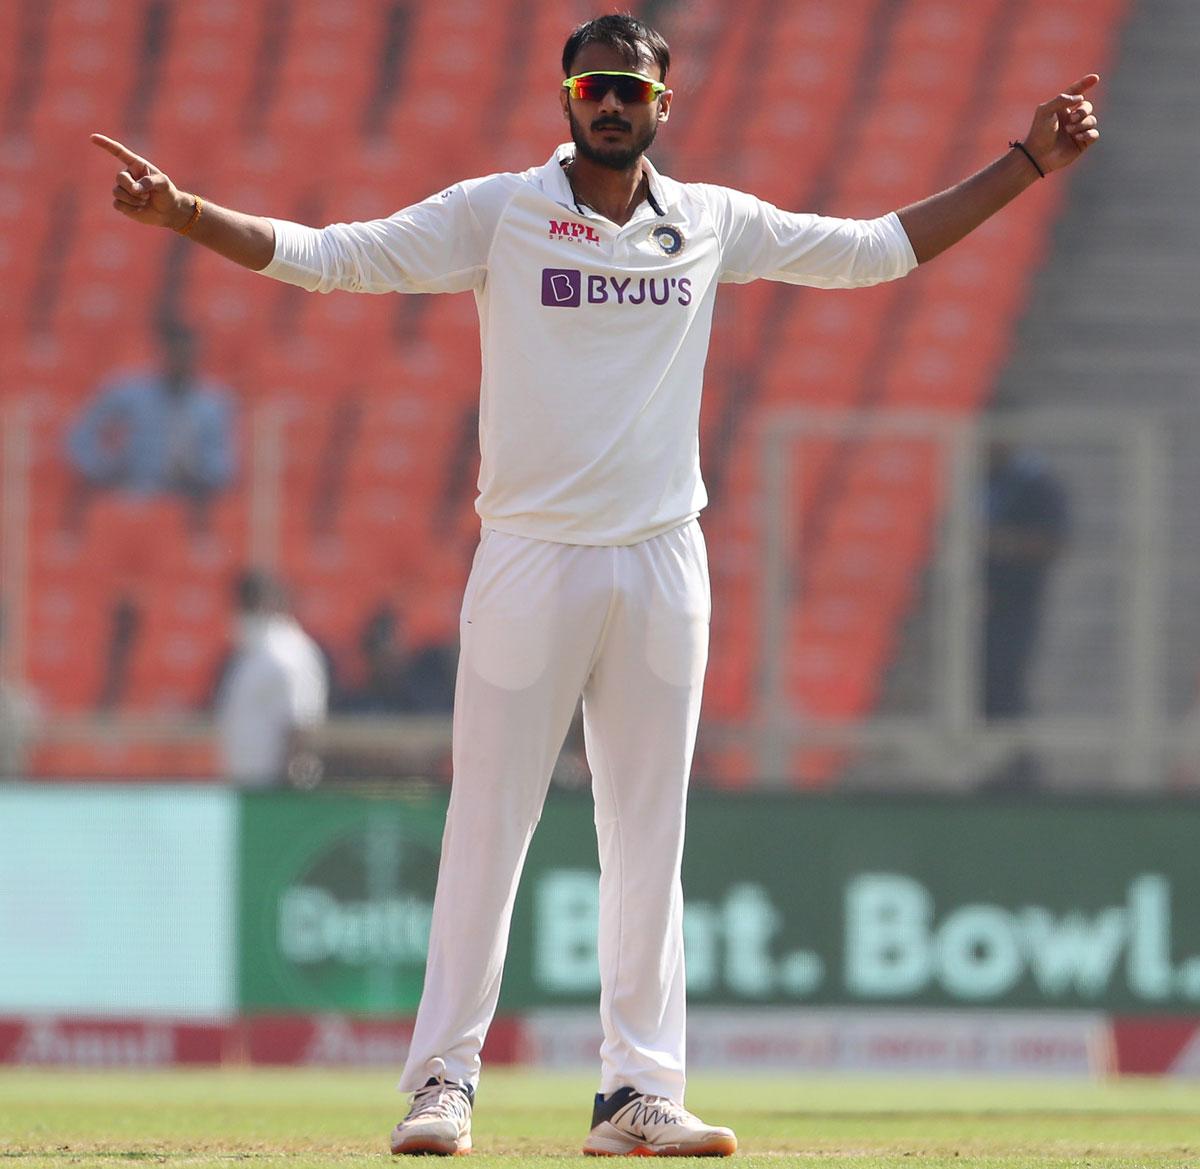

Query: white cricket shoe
[390,1059,473,1156]
[582,1087,737,1157]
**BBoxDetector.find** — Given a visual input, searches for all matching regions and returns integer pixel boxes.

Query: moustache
[591,120,632,133]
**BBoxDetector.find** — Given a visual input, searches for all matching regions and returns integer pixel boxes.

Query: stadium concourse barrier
[0,785,1198,1075]
[2,0,1132,783]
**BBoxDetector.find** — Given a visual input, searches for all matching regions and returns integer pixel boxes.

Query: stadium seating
[3,0,1131,782]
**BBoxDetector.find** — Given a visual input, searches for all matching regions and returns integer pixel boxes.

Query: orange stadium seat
[24,1,144,151]
[143,1,265,157]
[479,1,573,160]
[668,0,775,185]
[1001,8,1124,98]
[731,0,878,193]
[179,253,275,374]
[25,559,113,711]
[257,2,387,148]
[0,172,57,334]
[265,360,463,647]
[369,0,523,182]
[758,284,901,409]
[121,584,230,714]
[22,390,79,511]
[0,2,22,95]
[51,225,162,357]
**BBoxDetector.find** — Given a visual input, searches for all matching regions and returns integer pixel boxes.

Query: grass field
[1,1068,1198,1168]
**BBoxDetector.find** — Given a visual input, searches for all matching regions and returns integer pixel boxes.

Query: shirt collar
[538,143,675,217]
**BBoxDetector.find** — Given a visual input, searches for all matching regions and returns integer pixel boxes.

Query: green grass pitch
[1,1067,1198,1168]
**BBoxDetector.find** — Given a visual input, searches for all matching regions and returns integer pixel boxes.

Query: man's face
[560,43,671,171]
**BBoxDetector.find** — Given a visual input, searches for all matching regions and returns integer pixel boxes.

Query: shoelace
[405,1059,471,1125]
[622,1094,700,1129]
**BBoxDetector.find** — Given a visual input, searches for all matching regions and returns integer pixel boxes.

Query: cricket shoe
[582,1087,737,1157]
[390,1059,473,1156]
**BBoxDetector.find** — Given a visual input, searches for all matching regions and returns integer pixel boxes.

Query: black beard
[568,107,658,171]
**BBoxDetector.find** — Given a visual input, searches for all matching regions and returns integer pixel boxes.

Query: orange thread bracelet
[176,195,204,235]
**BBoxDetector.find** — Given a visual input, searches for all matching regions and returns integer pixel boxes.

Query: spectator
[64,321,238,709]
[980,440,1069,790]
[337,603,456,715]
[215,570,328,788]
[66,321,236,532]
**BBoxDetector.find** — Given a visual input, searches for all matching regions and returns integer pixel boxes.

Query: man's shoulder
[412,168,534,239]
[667,175,743,198]
[670,179,764,222]
[444,166,538,206]
[272,623,327,670]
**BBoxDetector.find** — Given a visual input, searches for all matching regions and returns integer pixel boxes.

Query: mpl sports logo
[549,219,602,247]
[541,268,693,309]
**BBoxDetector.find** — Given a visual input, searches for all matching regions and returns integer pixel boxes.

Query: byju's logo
[541,267,693,310]
[542,268,582,308]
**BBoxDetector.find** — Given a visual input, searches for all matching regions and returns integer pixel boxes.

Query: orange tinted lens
[570,74,656,102]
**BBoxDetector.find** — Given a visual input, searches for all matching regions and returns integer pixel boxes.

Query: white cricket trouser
[398,520,710,1101]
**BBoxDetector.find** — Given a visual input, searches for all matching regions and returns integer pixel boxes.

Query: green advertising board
[238,793,1200,1015]
[238,790,445,1013]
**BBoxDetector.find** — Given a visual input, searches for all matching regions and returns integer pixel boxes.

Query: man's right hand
[91,133,194,230]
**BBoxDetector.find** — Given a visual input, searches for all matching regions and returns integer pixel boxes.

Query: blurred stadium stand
[5,0,1194,790]
[871,0,1200,791]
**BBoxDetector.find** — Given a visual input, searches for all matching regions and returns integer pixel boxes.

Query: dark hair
[562,13,670,80]
[235,569,284,614]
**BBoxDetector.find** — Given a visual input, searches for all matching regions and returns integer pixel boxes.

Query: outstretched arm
[91,134,275,271]
[896,75,1100,265]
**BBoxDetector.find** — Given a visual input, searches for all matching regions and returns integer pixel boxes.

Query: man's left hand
[1020,74,1101,174]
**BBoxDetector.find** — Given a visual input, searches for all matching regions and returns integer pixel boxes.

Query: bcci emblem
[650,224,685,256]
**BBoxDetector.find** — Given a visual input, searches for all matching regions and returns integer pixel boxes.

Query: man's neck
[566,155,648,226]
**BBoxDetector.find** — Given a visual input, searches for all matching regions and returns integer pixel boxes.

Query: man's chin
[583,146,641,171]
[570,120,656,171]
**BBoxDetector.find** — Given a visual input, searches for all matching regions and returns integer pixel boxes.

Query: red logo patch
[549,219,602,247]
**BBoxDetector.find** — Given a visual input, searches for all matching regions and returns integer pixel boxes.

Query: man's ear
[657,89,673,123]
[560,89,570,120]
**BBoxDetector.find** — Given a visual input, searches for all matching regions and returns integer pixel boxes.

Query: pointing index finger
[1064,74,1100,98]
[90,133,147,167]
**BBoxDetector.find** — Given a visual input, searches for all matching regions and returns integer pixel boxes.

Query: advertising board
[238,793,1200,1014]
[0,787,236,1017]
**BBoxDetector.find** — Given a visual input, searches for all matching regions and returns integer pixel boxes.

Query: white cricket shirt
[216,616,328,786]
[263,145,917,546]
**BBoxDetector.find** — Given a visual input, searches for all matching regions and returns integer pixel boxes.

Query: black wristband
[1009,140,1045,179]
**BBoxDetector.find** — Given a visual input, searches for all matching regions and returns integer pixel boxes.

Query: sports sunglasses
[562,70,667,103]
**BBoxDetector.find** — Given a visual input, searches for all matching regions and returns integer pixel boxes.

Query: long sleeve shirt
[261,145,916,546]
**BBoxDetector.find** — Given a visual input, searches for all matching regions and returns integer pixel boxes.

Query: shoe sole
[390,1136,472,1156]
[582,1134,737,1157]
